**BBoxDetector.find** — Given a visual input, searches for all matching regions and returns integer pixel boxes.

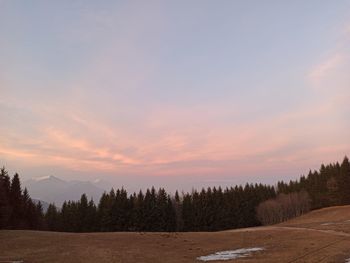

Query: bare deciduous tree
[257,191,310,225]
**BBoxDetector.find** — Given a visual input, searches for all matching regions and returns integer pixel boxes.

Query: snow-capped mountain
[24,176,108,207]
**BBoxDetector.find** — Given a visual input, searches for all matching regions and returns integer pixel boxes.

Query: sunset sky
[1,1,349,191]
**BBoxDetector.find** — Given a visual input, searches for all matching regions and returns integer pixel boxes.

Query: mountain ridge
[24,176,109,207]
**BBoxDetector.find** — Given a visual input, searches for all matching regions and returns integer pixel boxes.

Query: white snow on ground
[197,247,264,261]
[321,222,335,226]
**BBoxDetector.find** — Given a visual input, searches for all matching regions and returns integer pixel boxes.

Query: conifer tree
[339,157,350,204]
[173,191,183,231]
[9,173,22,228]
[78,194,89,232]
[0,172,10,228]
[134,190,145,231]
[98,191,114,231]
[45,204,59,231]
[86,199,98,232]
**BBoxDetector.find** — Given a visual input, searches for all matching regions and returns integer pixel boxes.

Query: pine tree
[60,201,77,232]
[98,192,114,231]
[173,191,183,231]
[33,201,44,230]
[0,170,10,228]
[9,173,22,228]
[0,167,11,196]
[21,188,31,228]
[154,188,168,231]
[134,190,145,231]
[165,195,176,231]
[339,157,350,204]
[86,199,97,232]
[78,194,89,232]
[128,193,136,231]
[46,204,59,231]
[111,188,130,231]
[181,193,193,231]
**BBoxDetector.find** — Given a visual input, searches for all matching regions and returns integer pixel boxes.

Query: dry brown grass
[2,206,350,262]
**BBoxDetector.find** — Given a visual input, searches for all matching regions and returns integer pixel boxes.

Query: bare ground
[2,206,350,262]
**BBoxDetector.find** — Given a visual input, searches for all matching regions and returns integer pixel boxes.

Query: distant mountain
[24,176,107,207]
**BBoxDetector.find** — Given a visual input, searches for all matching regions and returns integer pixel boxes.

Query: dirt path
[228,225,350,237]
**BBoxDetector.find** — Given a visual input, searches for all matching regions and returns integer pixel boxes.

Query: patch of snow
[197,247,264,261]
[93,178,103,183]
[33,175,52,181]
[321,222,334,226]
[32,175,63,182]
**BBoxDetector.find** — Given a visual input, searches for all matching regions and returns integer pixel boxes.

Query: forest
[0,157,349,232]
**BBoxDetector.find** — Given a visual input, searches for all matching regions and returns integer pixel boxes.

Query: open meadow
[2,206,350,263]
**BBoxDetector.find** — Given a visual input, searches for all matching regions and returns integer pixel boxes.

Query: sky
[1,0,350,192]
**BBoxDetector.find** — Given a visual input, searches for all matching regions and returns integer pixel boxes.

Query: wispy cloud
[308,53,344,85]
[1,3,349,184]
[308,22,350,90]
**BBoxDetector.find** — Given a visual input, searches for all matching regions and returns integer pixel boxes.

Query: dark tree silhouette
[2,156,350,232]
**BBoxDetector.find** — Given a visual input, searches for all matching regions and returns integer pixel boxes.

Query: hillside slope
[2,206,350,262]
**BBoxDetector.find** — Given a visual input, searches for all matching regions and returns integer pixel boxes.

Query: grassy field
[2,206,350,262]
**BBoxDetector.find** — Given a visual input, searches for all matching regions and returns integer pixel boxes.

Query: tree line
[256,156,350,225]
[44,184,275,232]
[0,156,349,232]
[276,156,350,209]
[0,168,43,229]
